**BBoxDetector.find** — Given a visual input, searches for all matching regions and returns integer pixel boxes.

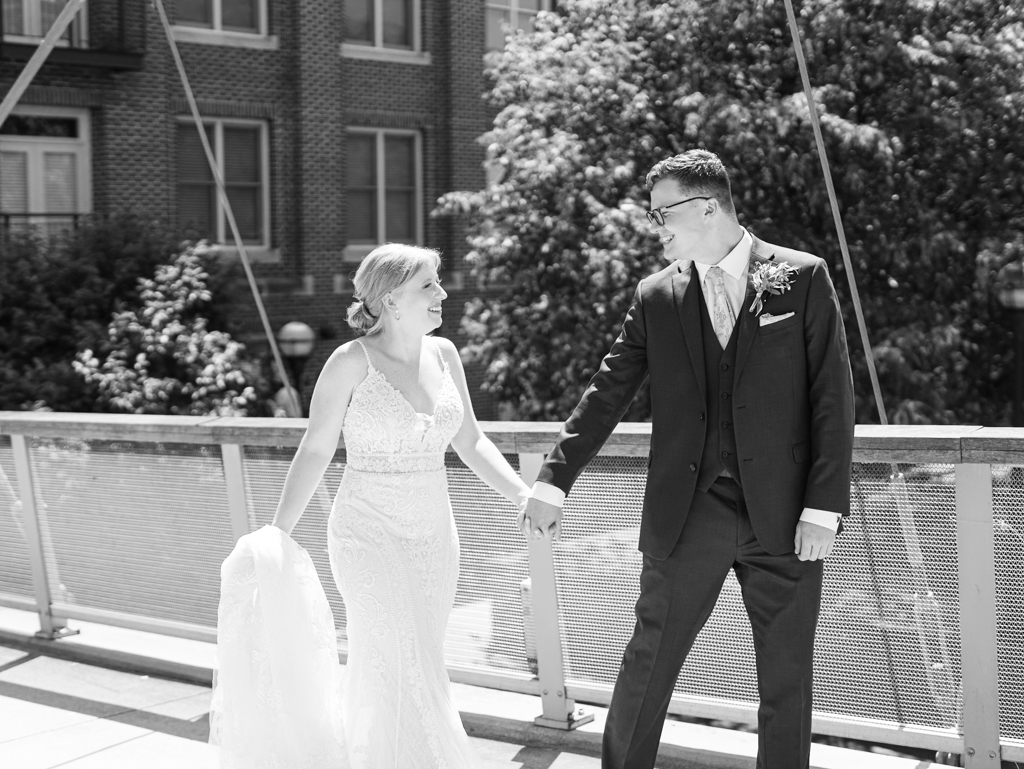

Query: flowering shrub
[441,0,1024,424]
[75,243,261,416]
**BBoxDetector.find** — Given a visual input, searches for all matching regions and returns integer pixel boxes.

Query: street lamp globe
[276,321,316,359]
[996,259,1024,427]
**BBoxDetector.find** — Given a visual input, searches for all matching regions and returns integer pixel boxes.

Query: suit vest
[696,282,741,492]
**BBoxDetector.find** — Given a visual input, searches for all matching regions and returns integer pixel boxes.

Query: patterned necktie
[707,265,735,349]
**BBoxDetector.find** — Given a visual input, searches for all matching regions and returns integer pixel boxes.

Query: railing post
[10,434,77,639]
[221,443,252,542]
[519,452,594,730]
[955,463,1001,767]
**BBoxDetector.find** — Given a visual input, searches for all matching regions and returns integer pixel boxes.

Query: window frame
[1,0,89,47]
[485,0,551,52]
[171,0,278,49]
[344,127,423,261]
[175,116,272,251]
[340,0,429,65]
[0,105,92,226]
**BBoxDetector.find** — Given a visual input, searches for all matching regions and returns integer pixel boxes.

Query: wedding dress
[211,338,479,768]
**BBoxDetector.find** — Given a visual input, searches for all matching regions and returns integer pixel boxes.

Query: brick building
[1,0,549,417]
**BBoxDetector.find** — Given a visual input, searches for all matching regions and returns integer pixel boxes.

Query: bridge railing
[0,412,1020,766]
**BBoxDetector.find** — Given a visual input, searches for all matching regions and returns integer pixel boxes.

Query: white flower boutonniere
[748,260,798,315]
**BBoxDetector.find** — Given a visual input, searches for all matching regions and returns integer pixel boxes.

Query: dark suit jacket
[537,235,856,559]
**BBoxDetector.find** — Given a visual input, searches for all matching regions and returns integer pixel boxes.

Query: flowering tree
[75,243,262,416]
[441,0,1024,424]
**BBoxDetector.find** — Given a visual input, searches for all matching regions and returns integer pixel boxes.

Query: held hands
[794,521,835,561]
[518,497,562,541]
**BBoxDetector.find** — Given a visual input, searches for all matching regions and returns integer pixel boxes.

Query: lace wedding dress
[211,338,479,768]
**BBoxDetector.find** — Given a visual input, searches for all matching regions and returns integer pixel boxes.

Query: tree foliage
[0,216,182,411]
[441,0,1024,424]
[74,243,266,416]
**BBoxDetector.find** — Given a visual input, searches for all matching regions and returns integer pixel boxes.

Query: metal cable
[781,0,958,733]
[152,0,299,416]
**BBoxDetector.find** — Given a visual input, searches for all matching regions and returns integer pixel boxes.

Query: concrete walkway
[0,608,942,769]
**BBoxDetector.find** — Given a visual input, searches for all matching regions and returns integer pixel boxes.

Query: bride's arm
[440,337,530,506]
[270,342,367,535]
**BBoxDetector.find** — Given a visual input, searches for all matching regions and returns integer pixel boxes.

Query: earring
[395,309,401,320]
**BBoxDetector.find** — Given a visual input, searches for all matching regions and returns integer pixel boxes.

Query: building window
[342,0,427,63]
[0,107,91,238]
[176,0,264,35]
[486,0,549,51]
[176,119,270,248]
[2,0,88,46]
[346,129,422,257]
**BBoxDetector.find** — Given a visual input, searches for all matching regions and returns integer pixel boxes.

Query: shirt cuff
[800,507,841,532]
[530,481,565,508]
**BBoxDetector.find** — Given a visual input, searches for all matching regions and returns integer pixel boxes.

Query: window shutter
[382,0,411,48]
[347,134,377,242]
[43,152,77,213]
[222,0,258,32]
[177,0,212,26]
[1,151,29,213]
[176,124,215,238]
[223,126,262,242]
[384,136,415,241]
[345,0,374,43]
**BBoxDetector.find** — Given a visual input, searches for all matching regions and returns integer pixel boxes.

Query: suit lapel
[671,261,706,405]
[734,236,776,381]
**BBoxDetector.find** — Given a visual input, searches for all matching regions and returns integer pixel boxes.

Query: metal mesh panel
[816,464,960,731]
[0,435,35,600]
[27,438,236,628]
[553,459,963,734]
[992,465,1024,743]
[242,446,349,641]
[445,453,532,675]
[241,447,531,676]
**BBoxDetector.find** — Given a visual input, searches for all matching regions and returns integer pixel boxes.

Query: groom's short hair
[646,150,736,215]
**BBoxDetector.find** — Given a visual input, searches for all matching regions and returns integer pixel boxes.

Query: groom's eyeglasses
[646,196,711,227]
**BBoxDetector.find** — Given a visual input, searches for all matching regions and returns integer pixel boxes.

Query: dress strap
[430,337,447,371]
[353,339,374,370]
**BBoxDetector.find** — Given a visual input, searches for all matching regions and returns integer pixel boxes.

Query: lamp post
[997,260,1024,427]
[276,321,316,417]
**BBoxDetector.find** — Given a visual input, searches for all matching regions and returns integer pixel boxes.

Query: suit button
[722,421,730,428]
[699,412,705,421]
[721,392,730,400]
[721,451,730,459]
[689,463,697,472]
[721,363,729,371]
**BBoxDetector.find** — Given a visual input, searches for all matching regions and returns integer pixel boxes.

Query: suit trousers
[602,477,824,769]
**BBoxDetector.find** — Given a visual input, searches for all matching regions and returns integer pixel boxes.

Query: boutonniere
[748,260,797,315]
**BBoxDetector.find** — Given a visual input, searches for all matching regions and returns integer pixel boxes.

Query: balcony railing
[0,0,144,70]
[0,413,1020,763]
[0,212,84,241]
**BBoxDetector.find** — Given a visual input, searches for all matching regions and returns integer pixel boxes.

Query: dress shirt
[530,228,841,534]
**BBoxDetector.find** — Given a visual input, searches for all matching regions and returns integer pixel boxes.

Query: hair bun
[346,299,378,335]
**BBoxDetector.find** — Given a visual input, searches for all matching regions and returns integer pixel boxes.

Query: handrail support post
[11,434,78,640]
[519,452,594,730]
[955,462,1001,767]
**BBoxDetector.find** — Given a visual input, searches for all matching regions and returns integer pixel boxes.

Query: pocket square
[759,311,795,327]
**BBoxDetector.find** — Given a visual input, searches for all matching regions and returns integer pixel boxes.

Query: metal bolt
[967,747,976,756]
[989,751,997,759]
[557,690,563,698]
[542,689,548,695]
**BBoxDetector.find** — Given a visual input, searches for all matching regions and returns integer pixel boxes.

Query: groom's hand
[794,521,835,561]
[520,497,562,541]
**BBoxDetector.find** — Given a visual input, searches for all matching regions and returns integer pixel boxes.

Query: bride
[210,243,530,768]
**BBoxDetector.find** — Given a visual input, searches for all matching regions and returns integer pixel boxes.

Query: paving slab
[0,607,945,769]
[0,713,148,769]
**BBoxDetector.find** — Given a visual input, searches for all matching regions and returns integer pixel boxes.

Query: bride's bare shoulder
[319,340,370,388]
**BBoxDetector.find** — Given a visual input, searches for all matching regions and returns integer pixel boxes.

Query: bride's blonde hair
[346,244,442,336]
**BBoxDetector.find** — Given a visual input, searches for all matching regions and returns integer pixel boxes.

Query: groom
[522,149,855,768]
